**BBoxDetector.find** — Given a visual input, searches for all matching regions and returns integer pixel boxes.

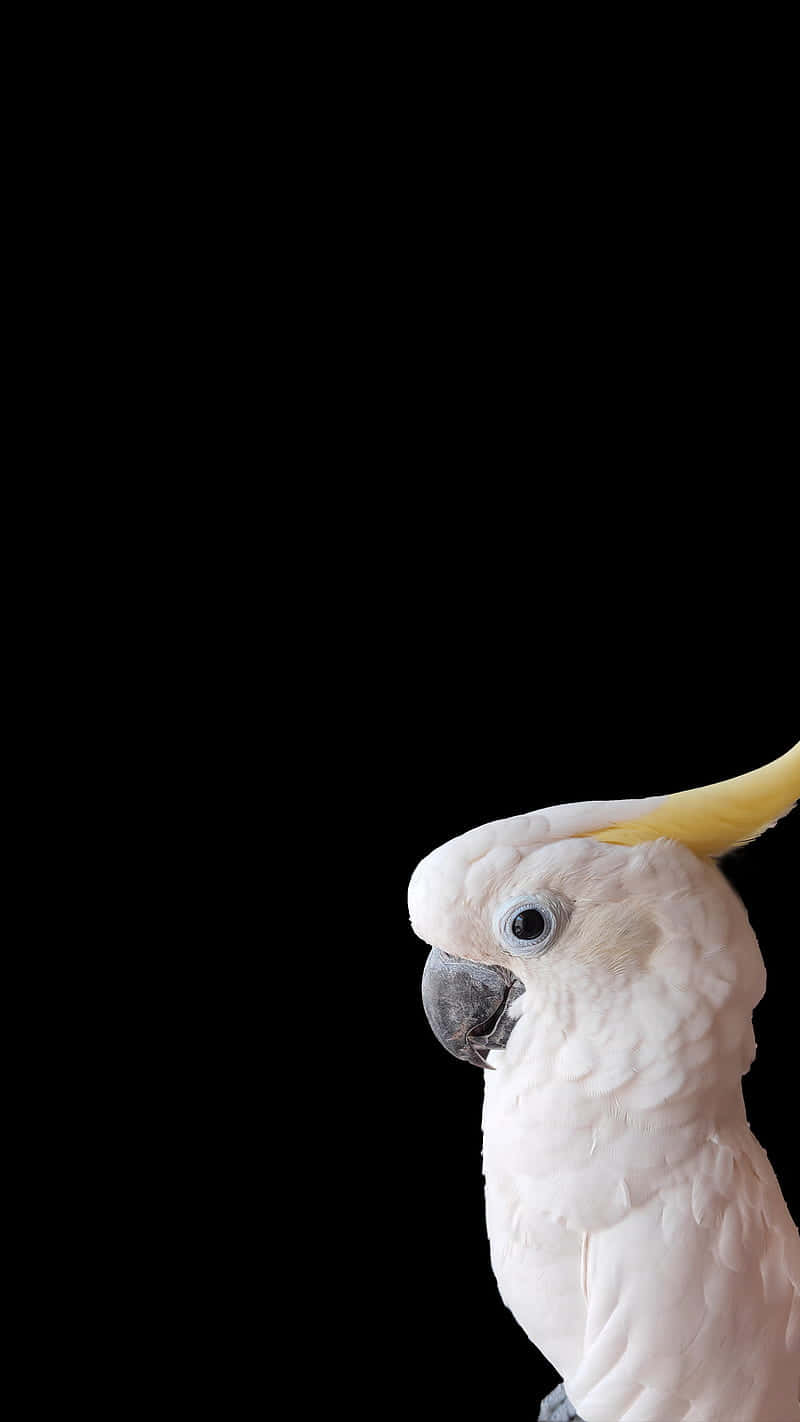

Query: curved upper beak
[421,948,524,1068]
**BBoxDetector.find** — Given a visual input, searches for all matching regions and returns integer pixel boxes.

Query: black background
[360,657,798,1414]
[325,280,798,1406]
[301,119,798,1409]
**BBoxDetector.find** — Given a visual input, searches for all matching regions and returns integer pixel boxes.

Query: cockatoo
[409,746,800,1422]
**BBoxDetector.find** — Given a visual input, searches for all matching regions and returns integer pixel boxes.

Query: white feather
[478,842,799,1421]
[410,794,799,1421]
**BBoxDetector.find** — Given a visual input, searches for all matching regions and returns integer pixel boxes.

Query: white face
[409,825,660,985]
[409,805,765,1078]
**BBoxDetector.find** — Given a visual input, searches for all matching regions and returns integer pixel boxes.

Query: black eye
[511,908,545,940]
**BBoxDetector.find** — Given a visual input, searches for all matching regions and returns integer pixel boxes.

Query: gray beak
[421,948,524,1068]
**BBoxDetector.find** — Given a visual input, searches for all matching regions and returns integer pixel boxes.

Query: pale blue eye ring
[495,892,571,957]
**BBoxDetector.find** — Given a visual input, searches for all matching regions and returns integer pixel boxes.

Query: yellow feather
[575,741,800,858]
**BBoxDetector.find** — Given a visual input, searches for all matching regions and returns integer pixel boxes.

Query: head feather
[574,741,799,858]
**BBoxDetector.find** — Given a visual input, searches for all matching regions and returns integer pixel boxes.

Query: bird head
[409,745,799,1076]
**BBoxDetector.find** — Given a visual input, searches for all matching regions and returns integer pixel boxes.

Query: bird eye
[495,893,571,957]
[511,908,545,940]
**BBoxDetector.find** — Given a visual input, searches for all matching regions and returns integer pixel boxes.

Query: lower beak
[421,948,524,1068]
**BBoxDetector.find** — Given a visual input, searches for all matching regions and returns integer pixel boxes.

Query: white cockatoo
[409,745,800,1422]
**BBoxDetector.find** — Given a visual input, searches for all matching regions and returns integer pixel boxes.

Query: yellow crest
[576,741,800,858]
